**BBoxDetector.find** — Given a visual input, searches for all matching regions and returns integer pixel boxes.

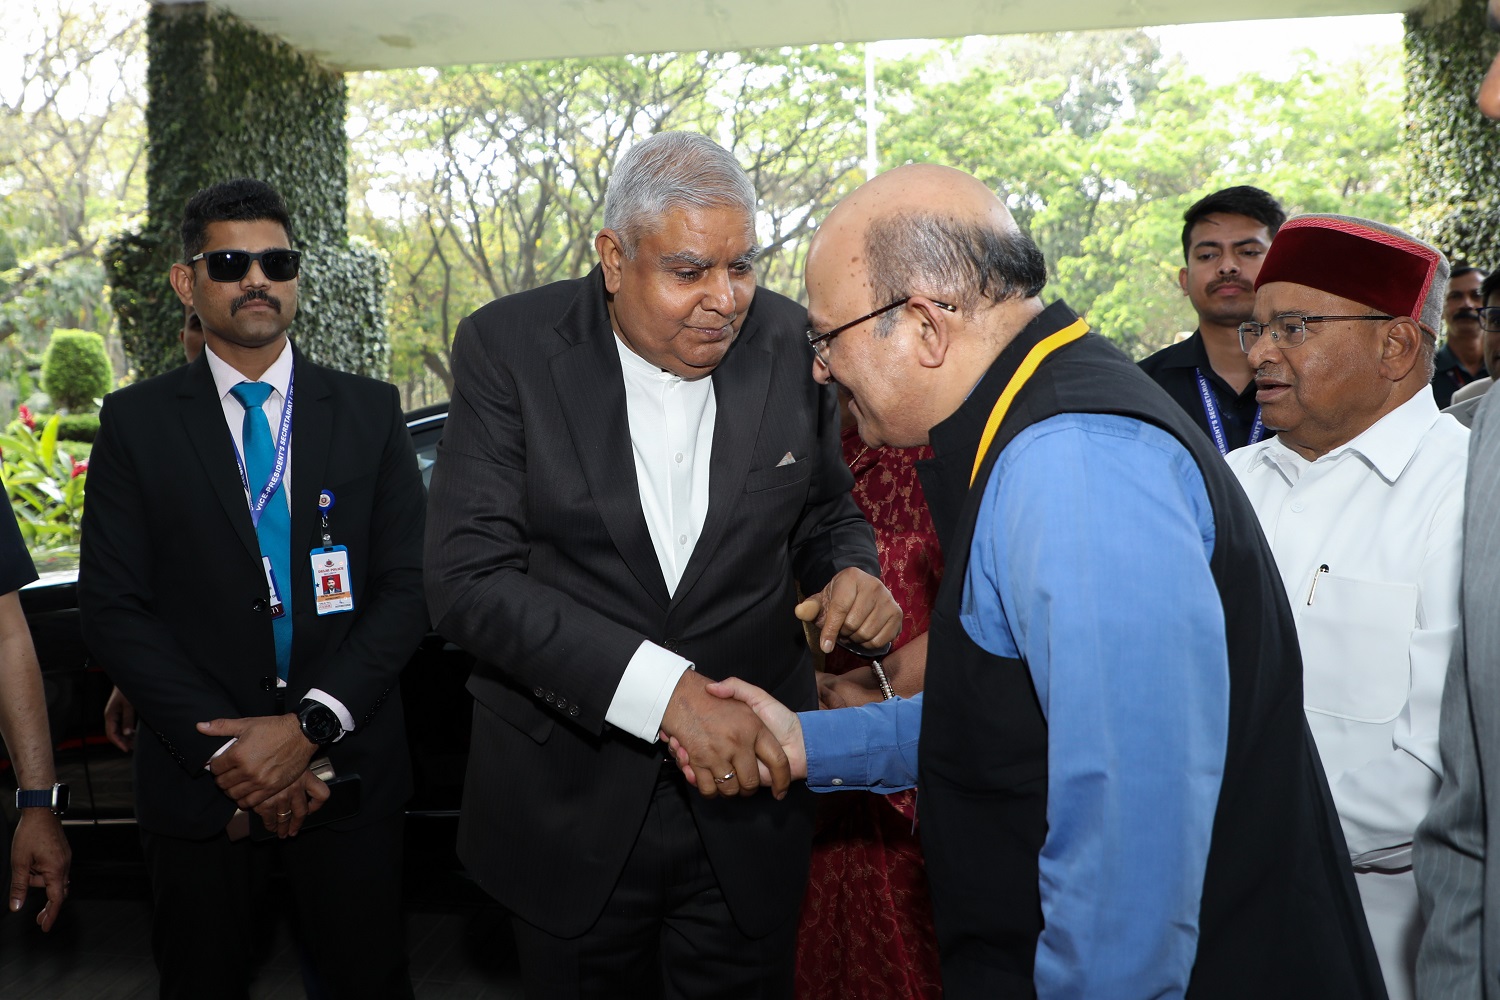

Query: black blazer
[78,346,429,838]
[425,267,880,938]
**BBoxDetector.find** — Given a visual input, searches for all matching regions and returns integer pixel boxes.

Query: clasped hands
[199,714,330,838]
[660,567,898,799]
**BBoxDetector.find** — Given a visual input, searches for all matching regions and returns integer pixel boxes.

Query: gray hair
[864,213,1049,334]
[602,132,758,257]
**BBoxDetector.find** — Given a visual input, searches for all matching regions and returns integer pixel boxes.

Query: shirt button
[678,534,687,545]
[830,778,844,786]
[1290,502,1305,513]
[675,452,684,463]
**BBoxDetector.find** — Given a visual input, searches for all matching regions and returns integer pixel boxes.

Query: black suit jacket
[425,267,879,938]
[78,346,429,838]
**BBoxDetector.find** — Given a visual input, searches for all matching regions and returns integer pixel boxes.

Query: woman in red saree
[795,417,944,1000]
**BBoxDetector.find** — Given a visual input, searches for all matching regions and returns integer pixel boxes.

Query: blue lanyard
[233,366,295,529]
[1194,368,1261,456]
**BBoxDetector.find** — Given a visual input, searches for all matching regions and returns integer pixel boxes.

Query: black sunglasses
[188,249,302,283]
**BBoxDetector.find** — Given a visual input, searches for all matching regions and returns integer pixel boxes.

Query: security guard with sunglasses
[79,178,427,1000]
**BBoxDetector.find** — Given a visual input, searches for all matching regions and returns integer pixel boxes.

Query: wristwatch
[296,699,343,745]
[15,782,69,816]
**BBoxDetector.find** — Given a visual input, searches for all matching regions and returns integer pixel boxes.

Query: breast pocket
[744,460,811,493]
[1297,573,1418,724]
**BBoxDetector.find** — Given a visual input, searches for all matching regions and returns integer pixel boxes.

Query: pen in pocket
[1306,564,1330,605]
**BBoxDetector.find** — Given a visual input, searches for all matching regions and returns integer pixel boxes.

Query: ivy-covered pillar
[106,2,388,379]
[1406,0,1500,265]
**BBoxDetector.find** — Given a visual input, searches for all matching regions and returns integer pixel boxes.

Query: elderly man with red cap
[1225,214,1466,1000]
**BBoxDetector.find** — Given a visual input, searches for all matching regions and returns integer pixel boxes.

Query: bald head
[817,164,1020,251]
[811,165,1042,328]
[805,164,1049,449]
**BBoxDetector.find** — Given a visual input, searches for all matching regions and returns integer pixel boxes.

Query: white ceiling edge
[149,0,1419,73]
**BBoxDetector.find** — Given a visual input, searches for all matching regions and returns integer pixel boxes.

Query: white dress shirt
[204,342,354,735]
[1227,389,1466,1000]
[602,333,716,742]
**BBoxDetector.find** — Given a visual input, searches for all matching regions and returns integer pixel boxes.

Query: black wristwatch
[296,699,343,746]
[15,782,69,816]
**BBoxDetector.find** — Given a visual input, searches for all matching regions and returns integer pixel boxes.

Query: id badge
[261,556,286,619]
[310,546,354,616]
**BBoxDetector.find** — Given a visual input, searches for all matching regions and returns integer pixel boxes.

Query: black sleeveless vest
[915,301,1386,999]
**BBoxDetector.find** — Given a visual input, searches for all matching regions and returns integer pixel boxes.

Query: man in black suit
[79,179,427,999]
[424,131,898,998]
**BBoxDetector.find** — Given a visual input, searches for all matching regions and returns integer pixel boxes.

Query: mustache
[230,290,282,315]
[1208,277,1254,295]
[1454,308,1481,321]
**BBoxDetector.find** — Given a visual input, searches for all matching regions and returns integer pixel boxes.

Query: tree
[882,32,1408,358]
[0,2,145,350]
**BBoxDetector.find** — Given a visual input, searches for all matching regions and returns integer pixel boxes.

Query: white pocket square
[776,452,797,467]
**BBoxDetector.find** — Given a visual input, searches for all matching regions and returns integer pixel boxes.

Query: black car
[2,402,474,827]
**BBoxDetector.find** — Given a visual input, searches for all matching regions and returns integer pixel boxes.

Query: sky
[1153,13,1404,83]
[869,12,1404,83]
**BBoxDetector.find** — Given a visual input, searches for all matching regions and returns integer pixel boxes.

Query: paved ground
[0,820,524,999]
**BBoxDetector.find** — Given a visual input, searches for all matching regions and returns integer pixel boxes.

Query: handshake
[658,566,900,800]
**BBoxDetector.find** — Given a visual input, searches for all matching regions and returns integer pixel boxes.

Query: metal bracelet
[871,659,895,701]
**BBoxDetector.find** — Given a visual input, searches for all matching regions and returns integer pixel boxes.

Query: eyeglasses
[188,249,302,283]
[807,297,957,368]
[1479,307,1500,332]
[1237,314,1395,352]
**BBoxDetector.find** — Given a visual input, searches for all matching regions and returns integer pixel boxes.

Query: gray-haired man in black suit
[424,131,899,998]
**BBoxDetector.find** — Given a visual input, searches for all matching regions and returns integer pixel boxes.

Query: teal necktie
[230,381,292,681]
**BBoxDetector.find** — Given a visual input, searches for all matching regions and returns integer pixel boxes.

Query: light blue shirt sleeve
[802,692,923,792]
[961,413,1228,1000]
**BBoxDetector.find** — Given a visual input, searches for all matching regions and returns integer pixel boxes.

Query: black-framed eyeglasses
[188,249,302,283]
[1479,307,1500,332]
[807,297,957,368]
[1237,314,1395,352]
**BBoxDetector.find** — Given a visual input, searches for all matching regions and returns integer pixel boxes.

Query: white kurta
[1227,390,1466,1000]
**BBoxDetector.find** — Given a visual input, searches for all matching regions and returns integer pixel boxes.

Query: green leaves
[41,328,112,411]
[1,412,87,552]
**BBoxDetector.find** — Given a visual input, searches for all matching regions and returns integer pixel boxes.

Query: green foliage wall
[106,2,388,379]
[1406,0,1500,265]
[41,329,112,411]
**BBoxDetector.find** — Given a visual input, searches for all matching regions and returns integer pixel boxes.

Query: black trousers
[140,812,412,1000]
[509,768,798,1000]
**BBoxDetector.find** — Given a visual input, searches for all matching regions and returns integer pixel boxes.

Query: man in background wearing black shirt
[1139,186,1285,455]
[1432,263,1489,408]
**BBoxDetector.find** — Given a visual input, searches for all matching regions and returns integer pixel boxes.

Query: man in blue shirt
[674,163,1383,998]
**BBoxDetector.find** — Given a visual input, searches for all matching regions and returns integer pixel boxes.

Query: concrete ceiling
[153,0,1415,73]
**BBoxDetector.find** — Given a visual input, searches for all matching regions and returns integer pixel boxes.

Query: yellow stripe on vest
[969,318,1090,487]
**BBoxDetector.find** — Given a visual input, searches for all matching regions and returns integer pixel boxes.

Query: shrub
[55,414,99,442]
[41,329,112,412]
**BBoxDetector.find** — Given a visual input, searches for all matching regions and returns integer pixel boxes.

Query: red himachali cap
[1254,214,1450,334]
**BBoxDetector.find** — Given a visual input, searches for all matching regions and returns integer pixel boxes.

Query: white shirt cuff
[304,687,355,740]
[605,641,692,743]
[205,738,237,770]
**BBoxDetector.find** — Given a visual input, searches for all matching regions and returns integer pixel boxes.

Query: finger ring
[713,771,736,784]
[277,811,293,818]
